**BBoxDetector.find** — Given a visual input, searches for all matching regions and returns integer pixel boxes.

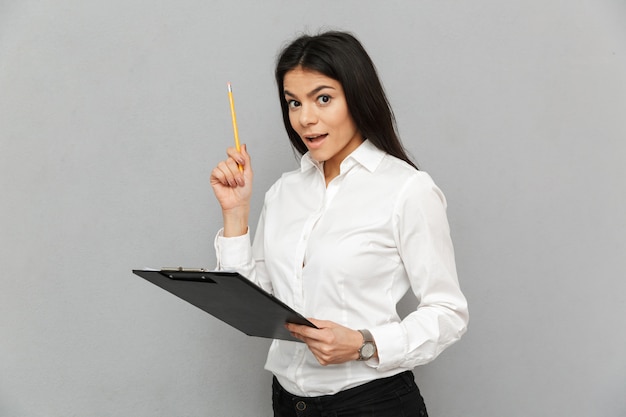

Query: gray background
[1,1,625,416]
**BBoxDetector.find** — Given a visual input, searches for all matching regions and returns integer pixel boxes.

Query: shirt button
[295,401,306,411]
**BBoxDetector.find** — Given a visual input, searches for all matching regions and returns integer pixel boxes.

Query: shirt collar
[299,139,386,173]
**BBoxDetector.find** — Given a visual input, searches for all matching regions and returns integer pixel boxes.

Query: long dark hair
[275,31,418,169]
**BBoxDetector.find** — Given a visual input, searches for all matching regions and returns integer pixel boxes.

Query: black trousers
[272,371,428,417]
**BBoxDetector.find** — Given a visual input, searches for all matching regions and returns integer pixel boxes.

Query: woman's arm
[371,174,469,371]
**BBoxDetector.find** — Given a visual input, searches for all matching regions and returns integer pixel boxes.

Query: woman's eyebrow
[284,85,336,99]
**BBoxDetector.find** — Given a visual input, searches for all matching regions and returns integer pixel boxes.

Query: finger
[285,323,307,340]
[226,146,246,168]
[224,158,246,187]
[224,147,250,184]
[241,144,251,167]
[306,318,333,329]
[289,330,304,342]
[214,161,239,187]
[288,323,324,342]
[210,165,229,186]
[286,322,312,334]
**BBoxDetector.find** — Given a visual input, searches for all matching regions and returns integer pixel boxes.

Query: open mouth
[304,133,328,142]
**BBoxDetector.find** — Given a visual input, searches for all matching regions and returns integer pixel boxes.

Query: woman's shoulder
[377,155,448,207]
[263,166,311,201]
[379,154,437,188]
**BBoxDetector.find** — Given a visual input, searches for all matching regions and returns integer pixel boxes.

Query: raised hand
[210,144,253,236]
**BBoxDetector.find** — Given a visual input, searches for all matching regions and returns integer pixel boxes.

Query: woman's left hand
[285,319,366,365]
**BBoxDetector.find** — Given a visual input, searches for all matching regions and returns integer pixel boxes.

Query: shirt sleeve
[370,174,469,371]
[214,204,273,294]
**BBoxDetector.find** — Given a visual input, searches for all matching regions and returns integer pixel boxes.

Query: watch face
[361,342,376,359]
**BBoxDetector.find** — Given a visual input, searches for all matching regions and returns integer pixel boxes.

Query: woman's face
[283,67,363,173]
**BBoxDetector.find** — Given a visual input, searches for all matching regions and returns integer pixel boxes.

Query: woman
[210,31,468,417]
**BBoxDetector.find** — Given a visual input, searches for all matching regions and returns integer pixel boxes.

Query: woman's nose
[299,104,318,126]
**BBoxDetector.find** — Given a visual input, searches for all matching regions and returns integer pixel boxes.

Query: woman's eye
[317,95,331,105]
[287,99,300,109]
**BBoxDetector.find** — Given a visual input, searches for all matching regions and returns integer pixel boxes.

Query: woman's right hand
[210,144,253,236]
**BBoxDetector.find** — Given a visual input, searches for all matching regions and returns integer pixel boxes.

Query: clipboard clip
[161,267,209,272]
[160,267,215,282]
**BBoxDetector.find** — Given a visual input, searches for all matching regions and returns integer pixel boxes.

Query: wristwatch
[357,329,377,361]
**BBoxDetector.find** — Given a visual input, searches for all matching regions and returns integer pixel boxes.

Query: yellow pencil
[227,82,243,172]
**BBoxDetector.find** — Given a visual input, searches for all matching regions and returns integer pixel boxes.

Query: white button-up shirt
[215,139,468,396]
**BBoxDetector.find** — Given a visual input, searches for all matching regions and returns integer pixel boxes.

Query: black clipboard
[132,269,316,342]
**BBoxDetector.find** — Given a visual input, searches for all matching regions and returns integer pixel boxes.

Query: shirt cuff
[369,323,406,372]
[214,227,252,269]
